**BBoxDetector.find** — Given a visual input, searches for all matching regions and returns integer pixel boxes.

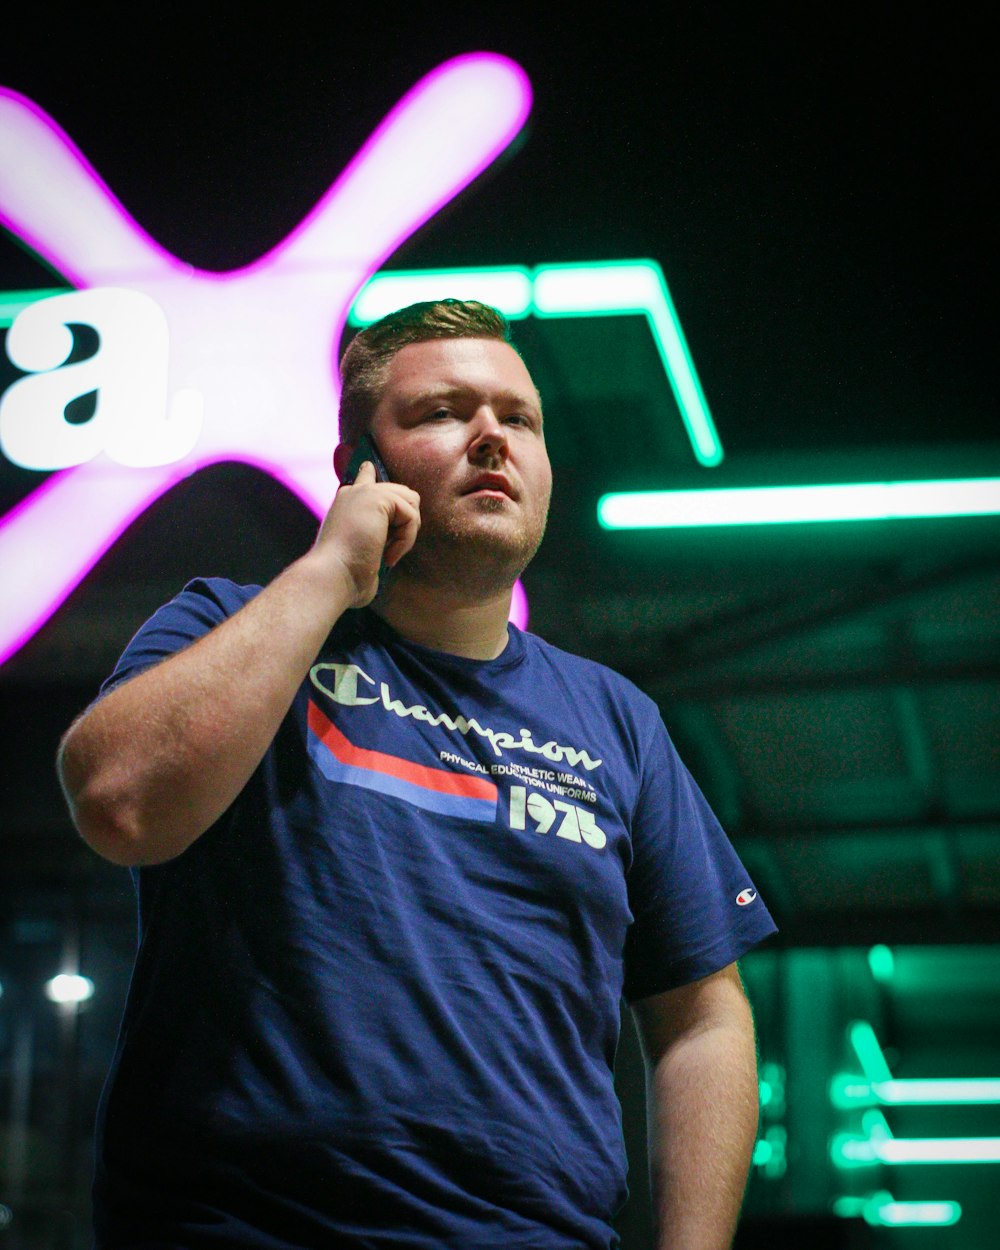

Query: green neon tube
[833,1192,962,1227]
[834,1134,1000,1165]
[832,1076,1000,1107]
[877,1137,1000,1164]
[598,479,1000,528]
[875,1200,962,1227]
[877,1079,1000,1104]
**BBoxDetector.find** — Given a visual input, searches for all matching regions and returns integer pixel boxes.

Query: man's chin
[401,513,547,591]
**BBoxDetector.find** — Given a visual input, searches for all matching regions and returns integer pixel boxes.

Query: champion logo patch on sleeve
[736,888,758,906]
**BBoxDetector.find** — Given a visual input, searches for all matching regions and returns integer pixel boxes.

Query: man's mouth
[464,473,515,499]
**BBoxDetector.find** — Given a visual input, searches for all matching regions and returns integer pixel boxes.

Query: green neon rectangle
[598,479,1000,528]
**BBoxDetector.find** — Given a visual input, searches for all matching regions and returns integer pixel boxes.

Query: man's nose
[469,409,509,462]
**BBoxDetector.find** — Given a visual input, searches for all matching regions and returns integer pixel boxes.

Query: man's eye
[426,408,451,421]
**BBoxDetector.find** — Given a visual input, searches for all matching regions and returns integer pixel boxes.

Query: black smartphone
[341,431,392,584]
[342,432,390,485]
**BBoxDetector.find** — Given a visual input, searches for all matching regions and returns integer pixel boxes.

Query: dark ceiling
[1,8,997,946]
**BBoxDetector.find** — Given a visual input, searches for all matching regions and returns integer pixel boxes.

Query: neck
[371,570,513,660]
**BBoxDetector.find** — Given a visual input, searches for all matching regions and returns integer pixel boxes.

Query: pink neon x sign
[0,54,532,665]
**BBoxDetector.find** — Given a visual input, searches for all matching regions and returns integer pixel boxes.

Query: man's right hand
[310,459,421,607]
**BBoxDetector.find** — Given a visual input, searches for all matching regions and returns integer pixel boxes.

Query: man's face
[367,336,552,591]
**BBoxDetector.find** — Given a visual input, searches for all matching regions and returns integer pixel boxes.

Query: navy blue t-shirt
[92,578,776,1248]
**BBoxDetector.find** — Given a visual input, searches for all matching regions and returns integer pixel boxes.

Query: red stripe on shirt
[307,701,498,800]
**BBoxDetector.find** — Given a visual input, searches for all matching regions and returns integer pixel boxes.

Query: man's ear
[333,443,355,482]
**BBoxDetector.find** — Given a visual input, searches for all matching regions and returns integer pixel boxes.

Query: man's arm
[57,461,420,867]
[631,962,759,1250]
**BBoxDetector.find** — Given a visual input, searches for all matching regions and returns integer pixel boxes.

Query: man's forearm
[57,552,357,867]
[58,462,422,868]
[642,982,759,1250]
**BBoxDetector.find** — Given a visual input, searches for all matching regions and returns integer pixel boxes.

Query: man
[58,300,776,1248]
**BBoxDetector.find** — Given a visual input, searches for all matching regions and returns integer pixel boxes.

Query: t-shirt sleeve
[622,714,777,1003]
[99,577,261,698]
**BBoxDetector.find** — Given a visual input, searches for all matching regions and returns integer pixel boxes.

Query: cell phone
[342,432,391,485]
[341,431,392,585]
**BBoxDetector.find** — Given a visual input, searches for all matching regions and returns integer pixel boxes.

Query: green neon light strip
[598,479,1000,528]
[833,1113,1000,1166]
[879,1079,1000,1104]
[876,1200,962,1227]
[0,288,66,327]
[833,1192,962,1228]
[833,1077,1000,1106]
[348,261,724,468]
[836,1135,1000,1165]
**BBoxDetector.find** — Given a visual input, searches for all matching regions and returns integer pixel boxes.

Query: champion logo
[310,661,603,769]
[736,888,757,906]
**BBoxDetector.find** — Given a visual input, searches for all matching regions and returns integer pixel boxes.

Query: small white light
[44,973,94,1004]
